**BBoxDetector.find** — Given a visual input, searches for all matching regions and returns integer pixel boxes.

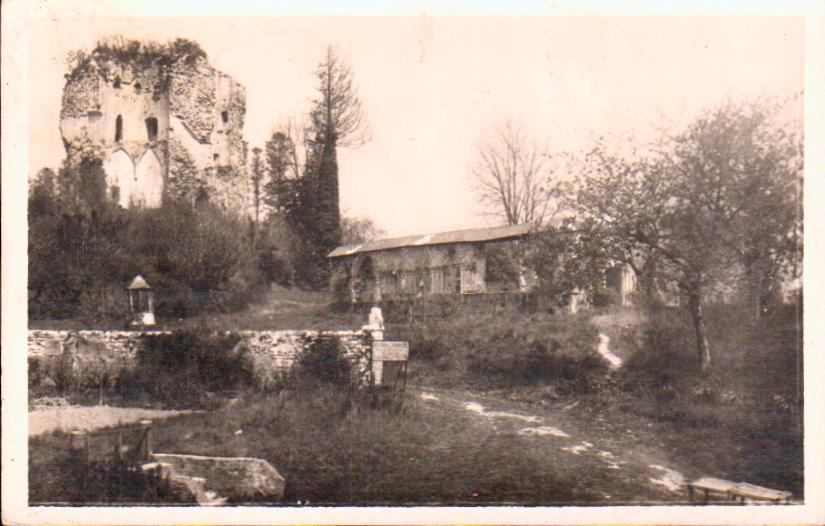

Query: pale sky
[28,16,803,237]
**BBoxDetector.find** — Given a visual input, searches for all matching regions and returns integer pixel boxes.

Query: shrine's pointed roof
[127,275,151,290]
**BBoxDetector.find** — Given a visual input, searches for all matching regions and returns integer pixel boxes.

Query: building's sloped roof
[327,223,535,258]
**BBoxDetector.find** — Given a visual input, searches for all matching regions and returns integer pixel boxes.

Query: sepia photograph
[3,1,824,524]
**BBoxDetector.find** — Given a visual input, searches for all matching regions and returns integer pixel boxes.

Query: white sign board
[372,341,409,361]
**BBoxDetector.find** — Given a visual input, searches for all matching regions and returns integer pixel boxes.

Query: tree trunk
[687,292,711,372]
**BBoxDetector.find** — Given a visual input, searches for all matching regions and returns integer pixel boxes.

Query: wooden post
[141,420,153,461]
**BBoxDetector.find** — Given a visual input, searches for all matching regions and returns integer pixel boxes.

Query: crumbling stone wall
[169,58,217,142]
[166,137,206,203]
[60,71,101,119]
[59,40,248,212]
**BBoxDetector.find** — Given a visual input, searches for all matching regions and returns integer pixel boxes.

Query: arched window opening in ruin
[115,115,123,142]
[135,150,163,208]
[213,153,220,161]
[221,110,228,124]
[134,82,142,93]
[145,117,158,142]
[113,76,121,89]
[104,149,133,208]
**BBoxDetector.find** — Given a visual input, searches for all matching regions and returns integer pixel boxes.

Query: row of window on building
[113,112,229,143]
[375,265,484,296]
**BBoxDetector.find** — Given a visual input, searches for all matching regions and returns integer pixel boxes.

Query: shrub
[617,315,701,396]
[296,337,352,387]
[468,337,607,394]
[257,248,293,286]
[591,287,621,308]
[409,333,440,361]
[118,331,249,406]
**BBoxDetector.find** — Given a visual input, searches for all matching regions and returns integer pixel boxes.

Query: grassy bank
[391,309,604,393]
[30,384,601,505]
[395,303,803,497]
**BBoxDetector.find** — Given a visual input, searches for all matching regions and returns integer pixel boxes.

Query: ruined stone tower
[59,39,248,209]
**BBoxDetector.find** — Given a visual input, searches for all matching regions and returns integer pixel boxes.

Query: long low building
[327,223,536,303]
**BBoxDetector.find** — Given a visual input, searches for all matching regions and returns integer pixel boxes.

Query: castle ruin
[59,39,248,210]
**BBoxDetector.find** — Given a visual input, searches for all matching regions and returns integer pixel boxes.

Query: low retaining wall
[28,329,371,391]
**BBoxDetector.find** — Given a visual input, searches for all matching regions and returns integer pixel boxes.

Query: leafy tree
[524,222,610,305]
[260,124,320,286]
[250,147,263,250]
[304,46,369,286]
[262,128,301,215]
[29,168,58,217]
[259,48,369,289]
[573,100,802,371]
[341,215,385,245]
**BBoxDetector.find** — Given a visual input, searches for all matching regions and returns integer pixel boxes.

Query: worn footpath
[414,384,690,504]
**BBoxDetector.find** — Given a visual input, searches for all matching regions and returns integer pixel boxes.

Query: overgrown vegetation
[571,99,802,370]
[394,309,604,393]
[65,36,206,82]
[117,332,249,407]
[258,46,369,289]
[28,158,270,322]
[295,336,354,388]
[30,331,252,409]
[385,299,802,496]
[29,300,803,503]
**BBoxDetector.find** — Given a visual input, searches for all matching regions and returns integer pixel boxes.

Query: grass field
[30,386,606,505]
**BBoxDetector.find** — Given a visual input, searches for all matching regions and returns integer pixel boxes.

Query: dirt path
[412,385,690,504]
[29,405,194,437]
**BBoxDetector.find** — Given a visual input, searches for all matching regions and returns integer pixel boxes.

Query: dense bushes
[116,331,250,406]
[468,339,607,394]
[614,302,801,402]
[295,337,353,387]
[616,311,700,397]
[28,161,269,322]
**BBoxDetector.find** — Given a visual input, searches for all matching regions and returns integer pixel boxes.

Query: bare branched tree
[472,121,563,226]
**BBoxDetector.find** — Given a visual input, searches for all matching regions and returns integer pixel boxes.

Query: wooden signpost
[369,340,409,409]
[372,340,410,362]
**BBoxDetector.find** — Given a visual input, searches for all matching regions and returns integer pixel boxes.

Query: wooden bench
[687,477,793,504]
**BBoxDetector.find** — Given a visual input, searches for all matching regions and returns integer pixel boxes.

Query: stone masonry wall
[169,57,217,142]
[60,71,101,119]
[28,329,371,391]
